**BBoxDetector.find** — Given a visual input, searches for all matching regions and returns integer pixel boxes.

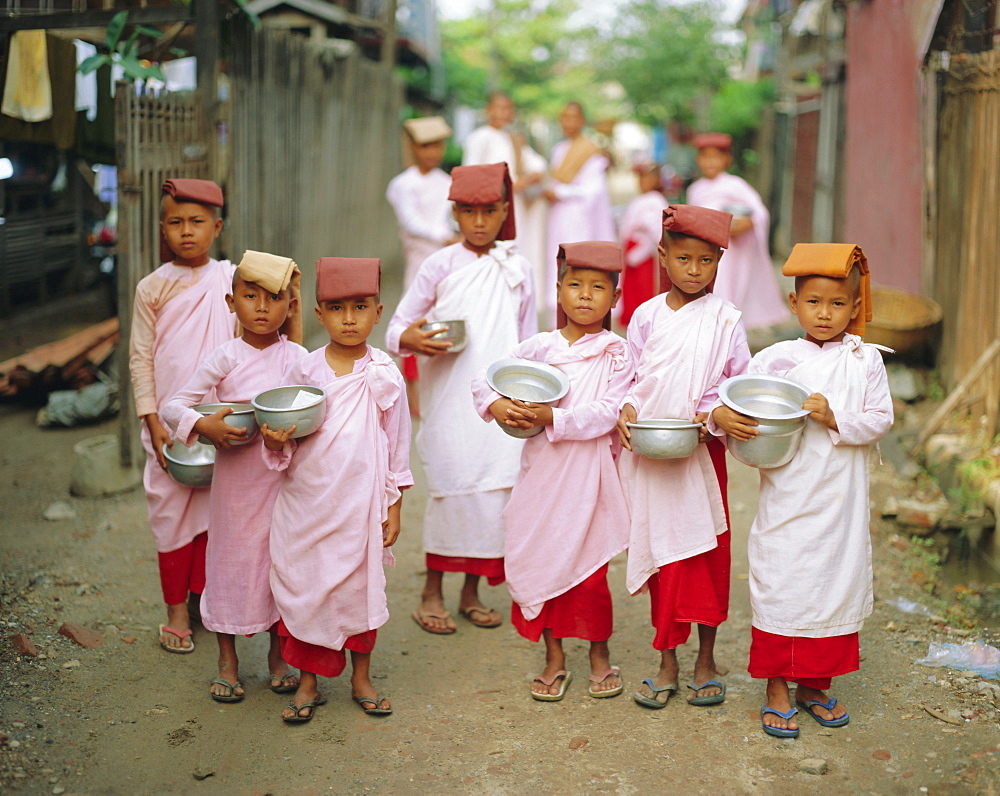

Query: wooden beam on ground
[910,336,1000,454]
[0,7,193,33]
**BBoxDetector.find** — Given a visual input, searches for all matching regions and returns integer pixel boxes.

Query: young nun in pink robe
[617,205,753,710]
[387,163,536,635]
[719,244,892,738]
[129,178,237,654]
[161,250,306,703]
[686,133,788,330]
[262,257,411,723]
[472,241,632,702]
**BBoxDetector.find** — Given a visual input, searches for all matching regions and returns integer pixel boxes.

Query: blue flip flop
[796,697,850,727]
[761,705,799,738]
[633,678,678,709]
[687,679,726,706]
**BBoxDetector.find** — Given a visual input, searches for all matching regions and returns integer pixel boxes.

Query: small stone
[58,623,104,649]
[43,501,77,521]
[192,767,214,781]
[9,739,20,748]
[12,721,26,729]
[872,749,892,761]
[568,736,589,750]
[62,660,81,669]
[12,634,38,657]
[119,637,137,645]
[894,498,950,530]
[53,787,65,795]
[798,758,828,775]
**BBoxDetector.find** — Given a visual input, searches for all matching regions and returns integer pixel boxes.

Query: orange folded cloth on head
[782,243,871,336]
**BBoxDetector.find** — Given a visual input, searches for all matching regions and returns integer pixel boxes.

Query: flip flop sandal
[761,706,800,738]
[210,679,244,703]
[458,606,502,628]
[531,670,572,702]
[796,697,850,727]
[411,610,457,635]
[687,679,726,706]
[353,695,393,715]
[269,672,299,694]
[283,695,327,723]
[588,667,623,699]
[158,625,195,654]
[633,678,677,709]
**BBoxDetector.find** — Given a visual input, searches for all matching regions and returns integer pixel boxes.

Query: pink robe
[618,190,670,326]
[546,142,616,324]
[264,346,412,651]
[686,172,788,330]
[620,293,750,594]
[472,329,632,620]
[160,336,307,634]
[129,258,236,553]
[386,241,536,560]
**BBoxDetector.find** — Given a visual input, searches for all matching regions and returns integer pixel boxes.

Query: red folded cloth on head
[315,257,381,302]
[662,204,732,250]
[782,243,871,336]
[447,162,516,241]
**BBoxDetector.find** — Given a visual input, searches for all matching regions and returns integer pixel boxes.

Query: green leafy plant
[77,10,167,83]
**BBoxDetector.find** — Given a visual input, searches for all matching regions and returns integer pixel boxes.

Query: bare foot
[635,649,679,703]
[794,685,849,723]
[763,678,799,733]
[266,634,298,692]
[281,685,322,720]
[413,595,456,634]
[688,659,726,703]
[588,642,621,695]
[210,655,243,700]
[159,602,192,651]
[351,676,391,712]
[532,655,568,698]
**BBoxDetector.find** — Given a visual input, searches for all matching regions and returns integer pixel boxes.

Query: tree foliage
[441,0,608,119]
[595,0,735,126]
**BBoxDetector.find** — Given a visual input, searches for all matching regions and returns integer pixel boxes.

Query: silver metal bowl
[719,374,811,468]
[251,385,327,439]
[421,320,467,353]
[627,419,701,459]
[194,402,259,446]
[162,442,215,487]
[486,358,570,438]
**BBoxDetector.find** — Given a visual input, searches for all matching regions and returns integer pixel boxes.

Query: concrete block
[70,434,142,497]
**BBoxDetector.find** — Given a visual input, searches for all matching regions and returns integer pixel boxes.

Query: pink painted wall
[844,0,926,293]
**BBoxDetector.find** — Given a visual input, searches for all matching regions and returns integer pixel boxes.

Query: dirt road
[2,395,999,794]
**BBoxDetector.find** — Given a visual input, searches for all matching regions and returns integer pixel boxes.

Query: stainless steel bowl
[719,374,811,468]
[162,442,215,487]
[421,320,468,353]
[627,419,701,459]
[486,358,570,438]
[194,402,259,446]
[251,385,327,439]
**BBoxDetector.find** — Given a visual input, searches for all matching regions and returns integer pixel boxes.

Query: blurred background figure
[545,101,616,327]
[686,132,788,330]
[618,161,669,327]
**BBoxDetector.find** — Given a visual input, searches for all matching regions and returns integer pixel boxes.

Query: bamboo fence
[933,48,1000,437]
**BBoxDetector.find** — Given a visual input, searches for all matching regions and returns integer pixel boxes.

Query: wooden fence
[227,27,403,316]
[932,48,1000,437]
[114,86,210,468]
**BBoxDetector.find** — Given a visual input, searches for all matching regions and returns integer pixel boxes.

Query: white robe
[747,335,892,636]
[385,165,453,286]
[386,241,537,558]
[463,125,548,315]
[619,293,748,594]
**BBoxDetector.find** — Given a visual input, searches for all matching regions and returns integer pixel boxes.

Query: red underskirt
[157,531,207,604]
[620,238,657,328]
[276,619,377,678]
[402,355,419,382]
[748,627,860,690]
[647,438,730,650]
[511,563,613,642]
[426,553,506,586]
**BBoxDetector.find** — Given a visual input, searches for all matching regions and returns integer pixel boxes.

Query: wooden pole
[910,337,1000,455]
[381,0,397,70]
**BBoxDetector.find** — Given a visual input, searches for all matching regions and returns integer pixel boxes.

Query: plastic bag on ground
[916,641,1000,680]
